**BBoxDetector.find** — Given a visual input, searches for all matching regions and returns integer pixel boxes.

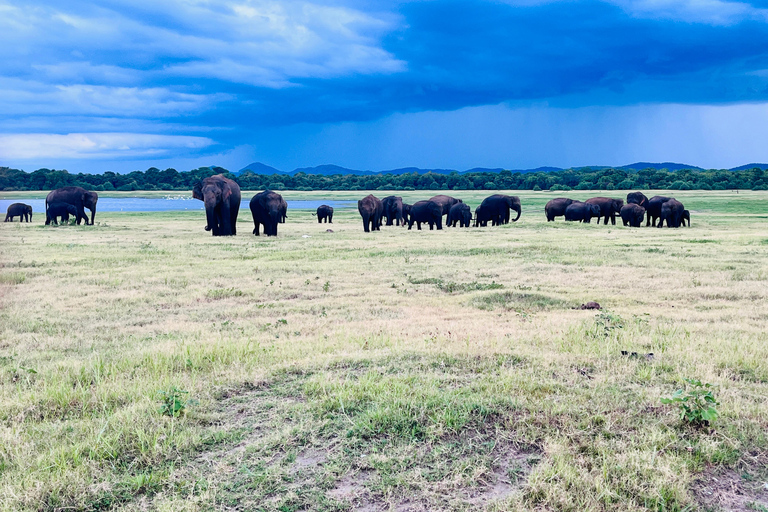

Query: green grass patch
[472,291,570,311]
[0,272,26,284]
[408,277,504,293]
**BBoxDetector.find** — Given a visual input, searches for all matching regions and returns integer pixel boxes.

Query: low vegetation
[1,189,767,511]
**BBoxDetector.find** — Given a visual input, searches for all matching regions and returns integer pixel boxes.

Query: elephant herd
[356,193,522,232]
[5,174,690,236]
[545,192,690,228]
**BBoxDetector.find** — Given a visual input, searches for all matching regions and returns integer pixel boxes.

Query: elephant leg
[362,214,370,232]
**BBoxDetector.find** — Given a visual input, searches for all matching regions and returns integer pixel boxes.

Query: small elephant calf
[46,202,78,225]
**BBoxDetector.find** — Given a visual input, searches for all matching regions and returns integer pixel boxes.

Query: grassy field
[1,189,767,511]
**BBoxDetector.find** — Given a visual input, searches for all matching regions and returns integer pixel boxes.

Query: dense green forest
[2,165,768,191]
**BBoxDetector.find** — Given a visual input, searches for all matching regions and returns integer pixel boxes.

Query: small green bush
[158,387,197,417]
[661,378,719,426]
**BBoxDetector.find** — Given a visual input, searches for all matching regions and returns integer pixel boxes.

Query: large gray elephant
[645,196,672,226]
[585,197,624,225]
[46,187,98,225]
[659,199,685,228]
[479,194,521,225]
[381,196,406,226]
[250,190,284,236]
[192,174,241,236]
[5,203,32,222]
[545,198,574,221]
[408,200,443,230]
[447,202,472,227]
[620,203,645,227]
[565,201,601,222]
[358,194,383,232]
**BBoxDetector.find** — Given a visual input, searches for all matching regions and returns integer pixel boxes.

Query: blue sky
[2,0,768,173]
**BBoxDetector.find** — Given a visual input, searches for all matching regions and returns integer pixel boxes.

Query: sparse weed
[661,378,720,427]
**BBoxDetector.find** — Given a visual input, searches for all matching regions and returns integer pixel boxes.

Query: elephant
[5,203,32,222]
[46,186,98,225]
[428,195,462,220]
[192,174,241,236]
[659,198,685,228]
[278,197,288,223]
[645,196,672,227]
[447,202,472,227]
[545,198,574,221]
[681,209,691,227]
[585,197,624,225]
[381,196,406,226]
[402,203,412,225]
[45,202,78,225]
[358,194,383,232]
[620,203,645,227]
[250,190,284,236]
[479,194,521,225]
[408,200,443,230]
[474,204,495,227]
[565,201,601,222]
[316,205,333,223]
[626,192,649,208]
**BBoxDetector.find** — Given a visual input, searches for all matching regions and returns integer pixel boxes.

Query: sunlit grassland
[1,190,767,511]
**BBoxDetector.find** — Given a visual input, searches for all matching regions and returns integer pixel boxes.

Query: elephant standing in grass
[402,203,412,225]
[46,187,98,225]
[428,195,462,222]
[408,200,443,230]
[279,197,288,224]
[565,201,601,222]
[681,209,691,227]
[251,190,284,236]
[585,197,624,225]
[45,203,78,225]
[358,194,383,232]
[382,196,406,226]
[627,192,649,208]
[193,174,241,236]
[659,199,685,228]
[474,204,494,226]
[645,196,672,226]
[447,203,472,227]
[478,194,521,225]
[316,205,333,223]
[545,198,574,221]
[620,204,645,227]
[5,203,32,222]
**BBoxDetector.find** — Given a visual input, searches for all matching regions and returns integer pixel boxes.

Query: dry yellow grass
[0,189,767,511]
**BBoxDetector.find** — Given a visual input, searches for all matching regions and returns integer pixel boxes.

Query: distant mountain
[235,161,762,176]
[618,162,705,171]
[729,163,768,171]
[238,162,285,175]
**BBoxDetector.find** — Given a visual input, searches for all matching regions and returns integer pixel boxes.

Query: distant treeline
[2,165,768,192]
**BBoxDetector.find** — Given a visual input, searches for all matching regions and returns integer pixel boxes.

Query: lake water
[1,197,357,214]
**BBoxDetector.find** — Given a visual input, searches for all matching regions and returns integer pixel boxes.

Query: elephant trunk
[205,203,218,235]
[269,210,280,236]
[89,207,95,226]
[511,204,521,222]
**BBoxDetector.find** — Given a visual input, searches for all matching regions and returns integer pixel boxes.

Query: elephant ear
[221,184,232,202]
[192,181,204,200]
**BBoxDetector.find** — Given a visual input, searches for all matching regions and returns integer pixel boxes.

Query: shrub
[661,378,719,426]
[157,387,198,417]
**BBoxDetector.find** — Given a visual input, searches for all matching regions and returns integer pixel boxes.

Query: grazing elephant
[45,202,78,225]
[409,200,443,230]
[585,197,624,225]
[659,198,685,228]
[428,195,462,220]
[358,194,384,232]
[316,205,333,223]
[474,204,493,226]
[545,198,574,221]
[5,203,32,222]
[620,203,645,227]
[479,194,521,225]
[193,174,241,236]
[627,191,649,208]
[250,190,284,236]
[381,196,406,226]
[46,187,98,225]
[681,209,691,227]
[278,197,288,224]
[565,201,601,222]
[447,202,472,227]
[645,196,672,226]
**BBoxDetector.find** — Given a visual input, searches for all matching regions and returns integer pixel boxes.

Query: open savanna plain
[1,190,767,512]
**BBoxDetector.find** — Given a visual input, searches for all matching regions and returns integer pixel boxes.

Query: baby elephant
[46,202,78,225]
[5,203,32,222]
[565,201,601,223]
[620,203,645,227]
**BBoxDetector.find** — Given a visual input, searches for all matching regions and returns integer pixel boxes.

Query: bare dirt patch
[691,463,768,512]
